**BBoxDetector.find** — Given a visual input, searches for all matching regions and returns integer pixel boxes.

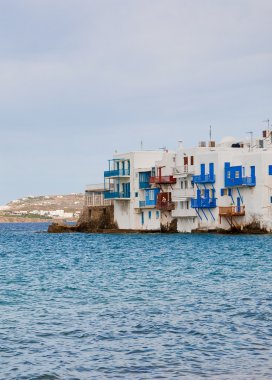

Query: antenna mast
[263,119,271,135]
[247,131,253,152]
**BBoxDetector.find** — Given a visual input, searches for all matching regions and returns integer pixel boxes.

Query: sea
[1,223,272,379]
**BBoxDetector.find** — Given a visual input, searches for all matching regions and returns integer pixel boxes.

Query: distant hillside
[0,193,84,222]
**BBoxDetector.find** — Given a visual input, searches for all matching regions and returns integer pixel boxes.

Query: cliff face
[48,205,116,233]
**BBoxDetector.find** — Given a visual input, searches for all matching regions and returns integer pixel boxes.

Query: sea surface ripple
[1,223,272,379]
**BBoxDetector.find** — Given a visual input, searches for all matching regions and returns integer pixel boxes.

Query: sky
[0,0,271,204]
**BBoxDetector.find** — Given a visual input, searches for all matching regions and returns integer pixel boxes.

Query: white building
[85,183,112,207]
[172,133,272,232]
[103,130,272,233]
[104,151,164,230]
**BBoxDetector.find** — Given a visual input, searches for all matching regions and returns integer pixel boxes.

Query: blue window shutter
[269,165,272,175]
[209,163,214,176]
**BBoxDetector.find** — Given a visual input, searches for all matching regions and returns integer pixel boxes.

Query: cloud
[0,0,271,202]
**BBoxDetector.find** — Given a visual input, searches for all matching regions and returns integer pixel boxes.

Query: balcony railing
[242,177,256,186]
[138,200,156,208]
[104,169,130,178]
[156,201,175,211]
[192,174,215,184]
[225,176,256,187]
[172,188,195,200]
[150,176,176,185]
[139,181,151,189]
[172,208,196,218]
[191,197,217,208]
[104,191,130,199]
[219,206,245,216]
[173,165,195,176]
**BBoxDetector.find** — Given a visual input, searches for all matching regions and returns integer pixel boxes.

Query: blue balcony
[242,177,256,186]
[104,169,130,178]
[225,176,256,187]
[224,163,256,187]
[139,171,151,189]
[192,174,215,184]
[191,197,217,208]
[139,181,151,189]
[104,191,130,199]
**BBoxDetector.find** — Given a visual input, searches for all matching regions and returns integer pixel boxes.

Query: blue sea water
[1,223,272,380]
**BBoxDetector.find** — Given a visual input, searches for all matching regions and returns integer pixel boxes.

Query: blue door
[141,212,144,225]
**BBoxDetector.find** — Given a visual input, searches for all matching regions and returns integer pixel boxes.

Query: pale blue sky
[0,0,271,203]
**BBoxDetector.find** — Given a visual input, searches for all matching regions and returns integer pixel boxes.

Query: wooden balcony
[156,192,175,211]
[156,201,175,211]
[219,206,245,217]
[150,176,176,185]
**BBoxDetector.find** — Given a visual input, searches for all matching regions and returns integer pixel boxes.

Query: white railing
[172,188,195,200]
[173,165,195,176]
[172,208,196,218]
[85,183,105,191]
[85,194,112,207]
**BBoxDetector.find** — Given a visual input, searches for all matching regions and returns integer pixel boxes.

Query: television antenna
[246,131,253,152]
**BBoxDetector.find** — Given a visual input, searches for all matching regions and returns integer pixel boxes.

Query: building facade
[103,131,272,233]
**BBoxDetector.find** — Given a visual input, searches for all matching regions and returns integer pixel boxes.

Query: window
[235,171,240,178]
[270,196,272,204]
[156,211,160,219]
[191,156,194,165]
[181,181,184,189]
[135,192,138,197]
[185,181,188,189]
[269,165,272,175]
[186,201,189,209]
[148,211,152,220]
[227,171,231,179]
[141,212,144,225]
[149,190,154,201]
[221,189,227,196]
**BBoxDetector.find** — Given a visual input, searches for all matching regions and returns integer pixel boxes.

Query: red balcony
[156,192,175,211]
[150,175,176,185]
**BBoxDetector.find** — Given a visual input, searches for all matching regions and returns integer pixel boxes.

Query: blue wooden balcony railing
[104,169,130,178]
[104,191,130,199]
[191,197,217,208]
[192,174,215,184]
[139,181,151,189]
[225,176,256,187]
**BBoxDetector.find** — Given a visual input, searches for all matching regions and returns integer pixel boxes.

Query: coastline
[0,217,78,224]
